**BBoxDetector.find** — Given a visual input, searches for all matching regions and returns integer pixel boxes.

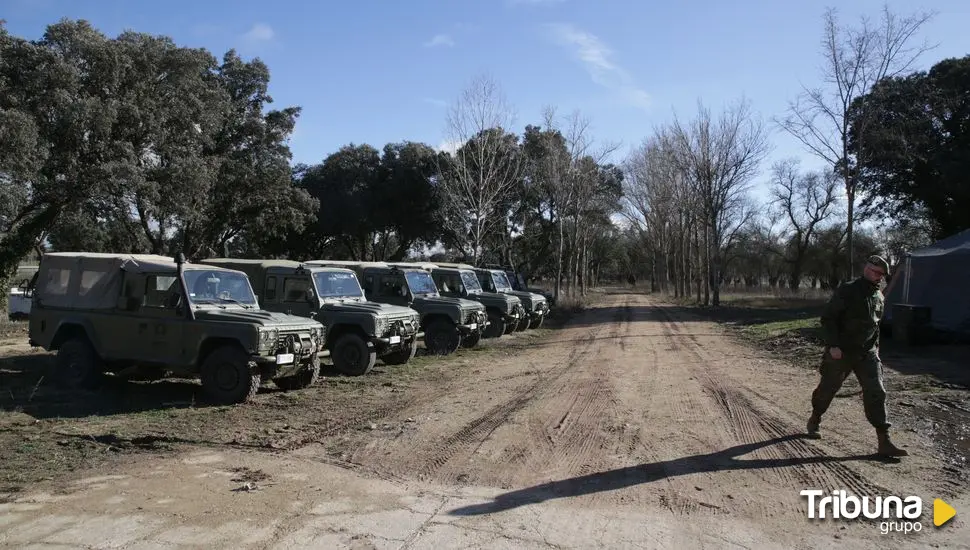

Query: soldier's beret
[867,255,890,275]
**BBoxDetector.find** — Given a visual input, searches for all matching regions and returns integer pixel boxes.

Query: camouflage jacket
[820,277,884,355]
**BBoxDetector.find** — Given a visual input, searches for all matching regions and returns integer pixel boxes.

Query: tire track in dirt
[655,302,891,501]
[334,294,624,486]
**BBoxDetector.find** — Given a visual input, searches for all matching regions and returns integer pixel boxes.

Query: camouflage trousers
[810,348,890,430]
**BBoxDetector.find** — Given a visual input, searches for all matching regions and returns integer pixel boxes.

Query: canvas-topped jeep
[403,262,524,339]
[27,252,326,404]
[306,261,488,355]
[203,259,421,375]
[472,266,549,330]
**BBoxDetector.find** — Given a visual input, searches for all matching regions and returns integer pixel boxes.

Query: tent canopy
[884,229,970,334]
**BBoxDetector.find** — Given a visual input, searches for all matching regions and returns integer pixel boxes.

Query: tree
[376,142,446,260]
[669,98,769,307]
[776,4,935,277]
[848,55,970,240]
[0,19,149,304]
[436,74,524,264]
[769,159,840,289]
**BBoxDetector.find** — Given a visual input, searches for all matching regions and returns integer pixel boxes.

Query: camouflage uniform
[810,276,888,428]
[806,255,907,457]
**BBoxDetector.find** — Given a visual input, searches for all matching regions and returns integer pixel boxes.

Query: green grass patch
[740,317,821,343]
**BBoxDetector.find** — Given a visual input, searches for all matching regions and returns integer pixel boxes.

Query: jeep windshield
[404,270,438,296]
[183,269,258,307]
[313,271,364,298]
[460,271,483,293]
[491,271,512,291]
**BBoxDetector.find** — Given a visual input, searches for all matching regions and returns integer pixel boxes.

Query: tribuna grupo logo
[800,489,953,535]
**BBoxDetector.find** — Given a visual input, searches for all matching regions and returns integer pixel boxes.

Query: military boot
[806,414,821,439]
[876,429,908,457]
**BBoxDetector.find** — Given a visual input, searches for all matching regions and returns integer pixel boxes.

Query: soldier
[806,255,908,458]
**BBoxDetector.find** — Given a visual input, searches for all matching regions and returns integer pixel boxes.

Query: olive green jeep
[204,258,421,376]
[472,266,549,330]
[27,252,326,404]
[404,262,525,338]
[306,261,488,355]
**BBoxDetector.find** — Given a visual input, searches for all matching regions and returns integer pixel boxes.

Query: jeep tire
[200,345,261,404]
[332,333,376,376]
[382,338,418,365]
[274,352,321,390]
[514,315,529,332]
[503,318,517,335]
[484,310,504,339]
[460,331,481,348]
[529,315,545,329]
[424,319,461,355]
[53,337,103,390]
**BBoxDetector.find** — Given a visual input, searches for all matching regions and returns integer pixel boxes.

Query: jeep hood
[320,300,415,317]
[471,291,521,307]
[193,308,317,329]
[412,295,483,311]
[505,289,545,306]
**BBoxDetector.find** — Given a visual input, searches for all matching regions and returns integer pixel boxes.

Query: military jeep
[27,252,326,404]
[204,259,421,375]
[472,266,549,330]
[306,261,487,355]
[405,262,524,339]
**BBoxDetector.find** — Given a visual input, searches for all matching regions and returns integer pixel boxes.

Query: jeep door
[133,273,185,366]
[374,274,411,307]
[279,275,316,317]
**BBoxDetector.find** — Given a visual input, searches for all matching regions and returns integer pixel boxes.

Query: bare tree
[621,130,680,292]
[776,4,935,277]
[669,98,770,307]
[539,106,620,299]
[770,158,839,289]
[436,74,523,264]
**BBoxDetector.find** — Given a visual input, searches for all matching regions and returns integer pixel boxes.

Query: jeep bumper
[373,319,420,352]
[254,350,317,379]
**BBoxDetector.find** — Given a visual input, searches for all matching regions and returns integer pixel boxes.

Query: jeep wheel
[424,319,461,355]
[200,346,261,404]
[503,319,517,335]
[332,334,376,376]
[382,338,418,365]
[54,337,103,390]
[514,315,530,332]
[529,315,545,329]
[460,331,481,348]
[275,353,321,391]
[484,311,504,339]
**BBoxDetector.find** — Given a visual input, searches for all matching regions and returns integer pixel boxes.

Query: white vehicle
[7,265,38,320]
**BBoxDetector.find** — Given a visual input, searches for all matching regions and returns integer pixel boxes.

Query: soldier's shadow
[448,434,880,516]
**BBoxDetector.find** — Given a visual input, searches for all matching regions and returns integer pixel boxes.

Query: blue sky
[4,0,970,201]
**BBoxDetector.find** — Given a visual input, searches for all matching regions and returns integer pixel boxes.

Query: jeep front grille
[275,331,315,356]
[383,317,417,338]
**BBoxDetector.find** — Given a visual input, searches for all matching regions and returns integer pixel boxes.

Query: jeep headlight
[375,316,388,335]
[259,327,278,350]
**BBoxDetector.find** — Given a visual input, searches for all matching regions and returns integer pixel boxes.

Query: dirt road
[1,291,966,548]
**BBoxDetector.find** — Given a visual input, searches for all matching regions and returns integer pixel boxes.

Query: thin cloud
[424,34,455,48]
[509,0,566,5]
[242,23,275,42]
[543,23,651,110]
[436,140,462,155]
[424,97,448,107]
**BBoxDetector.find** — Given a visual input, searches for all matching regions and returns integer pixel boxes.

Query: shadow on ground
[0,351,394,420]
[449,434,881,516]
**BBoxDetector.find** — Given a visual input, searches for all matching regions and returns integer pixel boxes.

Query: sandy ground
[1,291,967,549]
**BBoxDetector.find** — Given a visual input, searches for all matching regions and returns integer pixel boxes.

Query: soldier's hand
[829,347,843,360]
